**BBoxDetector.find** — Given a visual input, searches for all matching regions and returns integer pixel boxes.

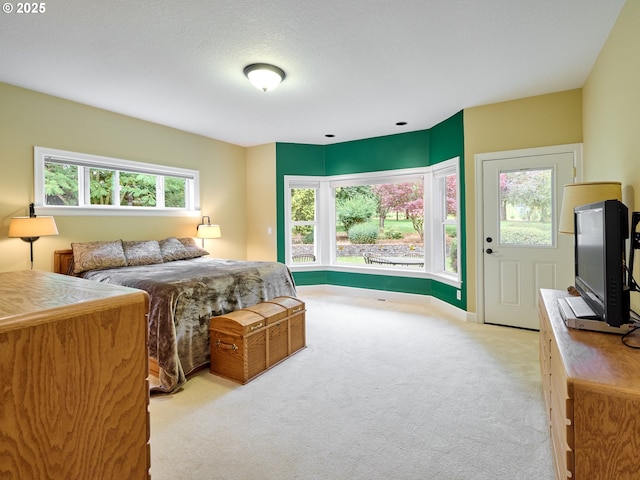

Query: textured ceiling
[0,0,627,147]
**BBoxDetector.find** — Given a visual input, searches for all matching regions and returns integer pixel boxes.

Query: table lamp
[558,182,622,234]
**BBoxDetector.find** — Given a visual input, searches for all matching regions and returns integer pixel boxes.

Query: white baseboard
[296,284,471,323]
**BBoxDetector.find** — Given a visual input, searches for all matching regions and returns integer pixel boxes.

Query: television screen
[574,199,630,327]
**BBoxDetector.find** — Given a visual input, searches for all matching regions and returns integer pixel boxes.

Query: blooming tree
[371,181,424,239]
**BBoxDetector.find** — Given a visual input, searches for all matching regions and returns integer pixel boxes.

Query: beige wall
[246,143,277,261]
[463,89,583,313]
[583,0,640,209]
[0,82,247,272]
[583,0,640,310]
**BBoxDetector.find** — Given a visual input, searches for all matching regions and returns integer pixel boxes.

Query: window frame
[34,146,201,217]
[431,161,460,280]
[285,179,322,264]
[284,158,461,287]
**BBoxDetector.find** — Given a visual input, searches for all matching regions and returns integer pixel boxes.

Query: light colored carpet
[149,292,554,480]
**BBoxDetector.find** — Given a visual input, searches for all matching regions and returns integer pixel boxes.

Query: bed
[53,237,297,393]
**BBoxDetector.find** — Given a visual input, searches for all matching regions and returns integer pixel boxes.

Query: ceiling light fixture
[243,63,286,92]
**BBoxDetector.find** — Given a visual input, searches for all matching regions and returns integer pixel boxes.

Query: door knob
[486,248,493,254]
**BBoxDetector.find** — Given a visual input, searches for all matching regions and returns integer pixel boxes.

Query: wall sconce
[558,182,623,234]
[196,216,222,247]
[243,63,286,92]
[8,203,59,269]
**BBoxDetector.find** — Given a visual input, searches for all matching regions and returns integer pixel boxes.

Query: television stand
[557,297,633,334]
[540,289,640,479]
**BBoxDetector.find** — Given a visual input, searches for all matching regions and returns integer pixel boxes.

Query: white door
[480,147,577,329]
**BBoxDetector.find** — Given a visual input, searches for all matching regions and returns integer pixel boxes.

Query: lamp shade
[197,223,222,239]
[8,216,59,239]
[558,182,622,234]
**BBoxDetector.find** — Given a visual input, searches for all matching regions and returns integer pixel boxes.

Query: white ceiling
[0,0,627,147]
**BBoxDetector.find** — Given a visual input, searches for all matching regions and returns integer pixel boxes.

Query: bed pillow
[123,240,163,266]
[178,237,209,258]
[159,237,192,262]
[71,240,128,274]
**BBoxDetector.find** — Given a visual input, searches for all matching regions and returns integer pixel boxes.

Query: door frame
[474,143,583,325]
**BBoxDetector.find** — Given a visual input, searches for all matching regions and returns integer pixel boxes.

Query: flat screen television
[574,199,630,327]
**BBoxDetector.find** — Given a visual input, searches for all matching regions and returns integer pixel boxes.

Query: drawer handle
[215,339,238,352]
[250,322,264,331]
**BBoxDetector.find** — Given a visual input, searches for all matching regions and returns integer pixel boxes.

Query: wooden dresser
[0,270,151,479]
[538,288,640,480]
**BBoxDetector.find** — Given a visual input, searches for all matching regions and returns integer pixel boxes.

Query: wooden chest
[266,296,306,354]
[210,296,306,384]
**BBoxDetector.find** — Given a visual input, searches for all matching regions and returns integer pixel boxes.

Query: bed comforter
[81,257,297,393]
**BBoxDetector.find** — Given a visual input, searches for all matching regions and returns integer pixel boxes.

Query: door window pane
[499,168,553,246]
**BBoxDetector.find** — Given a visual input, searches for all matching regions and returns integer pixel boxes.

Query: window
[34,146,200,216]
[287,181,319,264]
[432,163,459,276]
[498,168,553,246]
[332,175,425,270]
[284,158,460,285]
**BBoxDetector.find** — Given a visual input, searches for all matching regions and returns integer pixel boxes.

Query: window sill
[288,263,462,288]
[35,206,201,217]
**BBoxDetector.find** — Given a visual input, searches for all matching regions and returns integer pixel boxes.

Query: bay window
[285,157,460,285]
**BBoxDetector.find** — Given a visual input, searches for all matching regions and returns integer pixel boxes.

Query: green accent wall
[294,271,432,296]
[430,111,467,309]
[324,129,430,175]
[276,111,466,310]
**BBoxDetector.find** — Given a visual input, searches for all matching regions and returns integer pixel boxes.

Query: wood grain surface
[539,288,640,480]
[0,270,150,479]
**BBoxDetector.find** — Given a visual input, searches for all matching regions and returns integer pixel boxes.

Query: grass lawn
[501,221,551,231]
[381,218,416,233]
[500,220,552,245]
[336,256,365,264]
